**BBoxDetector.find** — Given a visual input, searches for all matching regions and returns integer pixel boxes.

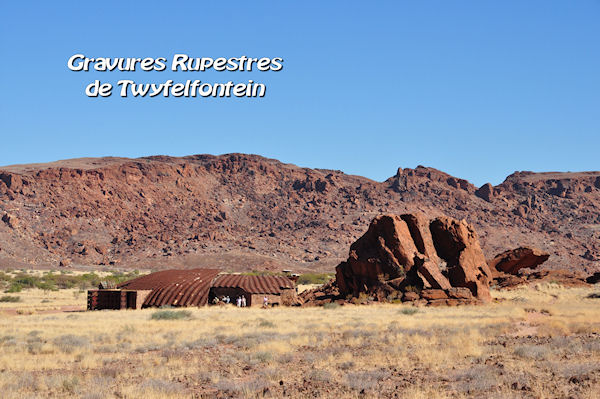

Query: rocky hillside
[0,154,598,273]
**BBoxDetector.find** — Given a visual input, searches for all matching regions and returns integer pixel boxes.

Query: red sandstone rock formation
[334,213,492,304]
[0,154,599,274]
[489,247,550,275]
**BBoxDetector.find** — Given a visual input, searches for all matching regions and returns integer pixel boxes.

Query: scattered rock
[1,213,19,229]
[421,289,448,300]
[402,291,420,302]
[526,269,588,287]
[586,272,600,284]
[495,269,589,289]
[489,247,550,275]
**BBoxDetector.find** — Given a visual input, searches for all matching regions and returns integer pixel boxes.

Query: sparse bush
[0,335,16,345]
[554,362,600,380]
[254,350,273,363]
[309,369,332,383]
[5,372,40,392]
[213,378,270,395]
[399,307,418,315]
[338,361,354,370]
[27,341,44,354]
[514,345,550,360]
[257,318,276,328]
[343,370,389,391]
[0,270,140,293]
[134,343,161,353]
[61,376,79,394]
[5,283,22,293]
[161,348,187,361]
[277,353,294,363]
[118,324,136,335]
[150,310,193,320]
[450,364,503,393]
[323,302,339,309]
[297,273,335,285]
[0,295,21,302]
[139,378,184,395]
[354,292,371,304]
[53,334,90,354]
[95,345,117,354]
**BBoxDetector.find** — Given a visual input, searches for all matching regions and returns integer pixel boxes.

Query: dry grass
[0,284,598,398]
[0,288,84,312]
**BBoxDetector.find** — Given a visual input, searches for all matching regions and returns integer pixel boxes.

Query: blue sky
[1,1,598,186]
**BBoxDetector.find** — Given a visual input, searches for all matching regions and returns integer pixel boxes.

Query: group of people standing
[212,294,270,308]
[212,295,246,306]
[236,295,247,307]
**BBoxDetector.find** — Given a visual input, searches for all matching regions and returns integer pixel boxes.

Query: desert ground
[0,283,599,398]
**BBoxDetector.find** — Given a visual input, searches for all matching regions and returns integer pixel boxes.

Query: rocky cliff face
[0,154,598,273]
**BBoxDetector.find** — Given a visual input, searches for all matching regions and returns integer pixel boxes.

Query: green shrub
[36,281,58,292]
[14,274,37,289]
[297,273,334,285]
[0,295,21,302]
[399,308,419,315]
[5,283,22,293]
[257,318,275,328]
[150,310,193,320]
[0,270,142,292]
[323,302,340,309]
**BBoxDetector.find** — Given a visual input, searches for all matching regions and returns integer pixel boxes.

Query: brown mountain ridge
[0,154,598,274]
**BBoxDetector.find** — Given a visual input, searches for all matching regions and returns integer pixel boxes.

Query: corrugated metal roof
[115,270,296,307]
[212,275,295,294]
[117,269,220,307]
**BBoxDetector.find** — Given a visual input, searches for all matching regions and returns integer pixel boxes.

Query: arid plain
[0,283,599,399]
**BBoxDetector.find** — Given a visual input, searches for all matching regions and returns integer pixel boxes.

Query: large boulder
[336,214,418,296]
[475,183,494,202]
[429,216,493,301]
[586,272,600,284]
[335,213,492,303]
[488,247,550,275]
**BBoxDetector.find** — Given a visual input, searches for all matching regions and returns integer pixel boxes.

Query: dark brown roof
[118,269,220,307]
[116,269,296,307]
[212,274,295,295]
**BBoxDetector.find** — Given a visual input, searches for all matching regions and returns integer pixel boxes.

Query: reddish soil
[0,154,599,274]
[0,305,85,316]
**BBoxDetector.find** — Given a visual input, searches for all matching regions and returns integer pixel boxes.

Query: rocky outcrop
[586,272,600,284]
[0,154,599,273]
[1,213,19,229]
[333,213,492,305]
[489,247,550,275]
[475,183,494,202]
